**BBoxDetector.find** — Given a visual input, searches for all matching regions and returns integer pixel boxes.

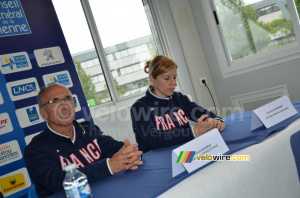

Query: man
[24,84,143,197]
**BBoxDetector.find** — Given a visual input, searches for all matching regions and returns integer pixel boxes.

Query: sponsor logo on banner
[0,168,31,196]
[72,95,81,112]
[0,52,32,74]
[0,91,3,105]
[0,113,13,135]
[43,70,73,88]
[26,107,39,123]
[0,140,22,166]
[6,77,40,101]
[16,104,44,128]
[34,46,65,67]
[0,0,31,37]
[24,132,41,145]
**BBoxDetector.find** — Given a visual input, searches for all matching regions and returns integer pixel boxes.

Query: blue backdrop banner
[0,0,92,197]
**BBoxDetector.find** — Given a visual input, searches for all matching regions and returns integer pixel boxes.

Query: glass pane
[89,0,159,98]
[52,0,112,106]
[120,68,126,75]
[126,66,134,73]
[92,76,99,83]
[93,58,100,66]
[133,64,141,71]
[86,60,94,68]
[99,74,105,82]
[81,62,87,69]
[214,0,297,62]
[107,54,114,62]
[112,70,118,78]
[121,50,129,57]
[294,0,300,20]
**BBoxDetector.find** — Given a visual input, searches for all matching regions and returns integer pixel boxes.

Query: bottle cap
[64,163,77,171]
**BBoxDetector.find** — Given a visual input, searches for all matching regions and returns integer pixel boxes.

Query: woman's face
[151,68,177,98]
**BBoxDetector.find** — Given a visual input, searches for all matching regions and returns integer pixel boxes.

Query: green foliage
[149,40,158,58]
[295,0,300,18]
[260,15,294,36]
[216,0,297,60]
[103,78,126,98]
[73,59,101,104]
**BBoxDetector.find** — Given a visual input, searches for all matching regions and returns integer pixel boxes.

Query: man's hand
[124,139,143,170]
[109,139,143,174]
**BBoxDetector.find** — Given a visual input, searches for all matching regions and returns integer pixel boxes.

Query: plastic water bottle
[63,164,92,198]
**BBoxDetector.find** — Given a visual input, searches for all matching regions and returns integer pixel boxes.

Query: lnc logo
[6,77,40,101]
[11,82,37,96]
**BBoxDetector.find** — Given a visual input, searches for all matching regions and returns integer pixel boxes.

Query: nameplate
[251,95,297,130]
[172,129,229,177]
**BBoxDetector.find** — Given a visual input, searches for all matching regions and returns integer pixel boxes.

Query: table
[159,117,300,198]
[50,102,300,198]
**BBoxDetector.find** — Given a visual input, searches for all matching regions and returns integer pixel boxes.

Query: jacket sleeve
[78,123,124,181]
[130,102,195,153]
[93,124,124,159]
[24,142,66,195]
[24,126,123,196]
[25,143,114,196]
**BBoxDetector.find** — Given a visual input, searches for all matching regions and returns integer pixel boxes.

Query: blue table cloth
[290,130,300,182]
[49,102,300,198]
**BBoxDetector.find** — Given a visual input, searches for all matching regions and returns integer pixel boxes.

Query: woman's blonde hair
[144,55,177,79]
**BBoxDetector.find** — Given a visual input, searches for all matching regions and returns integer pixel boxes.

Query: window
[128,47,136,55]
[52,0,164,107]
[99,74,105,82]
[120,68,127,75]
[139,62,144,69]
[121,50,129,57]
[133,64,141,71]
[204,0,300,77]
[126,66,134,73]
[92,76,99,83]
[106,54,114,62]
[86,60,94,68]
[115,52,121,59]
[142,44,148,51]
[81,62,87,69]
[93,58,100,66]
[135,46,142,53]
[112,70,118,77]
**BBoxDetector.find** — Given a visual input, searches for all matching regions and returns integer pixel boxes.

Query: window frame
[79,0,168,111]
[202,0,300,78]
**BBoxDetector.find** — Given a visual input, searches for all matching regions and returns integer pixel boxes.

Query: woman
[130,55,225,153]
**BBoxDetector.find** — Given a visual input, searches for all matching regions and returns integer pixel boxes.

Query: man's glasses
[41,96,74,108]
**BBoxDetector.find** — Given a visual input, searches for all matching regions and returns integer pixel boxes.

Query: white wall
[153,0,221,114]
[166,0,221,114]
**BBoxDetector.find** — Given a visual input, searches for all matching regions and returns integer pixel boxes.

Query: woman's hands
[193,115,225,137]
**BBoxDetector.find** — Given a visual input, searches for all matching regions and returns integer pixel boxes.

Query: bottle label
[65,183,92,198]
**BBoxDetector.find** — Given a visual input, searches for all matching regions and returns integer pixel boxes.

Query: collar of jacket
[44,120,85,143]
[146,86,173,101]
